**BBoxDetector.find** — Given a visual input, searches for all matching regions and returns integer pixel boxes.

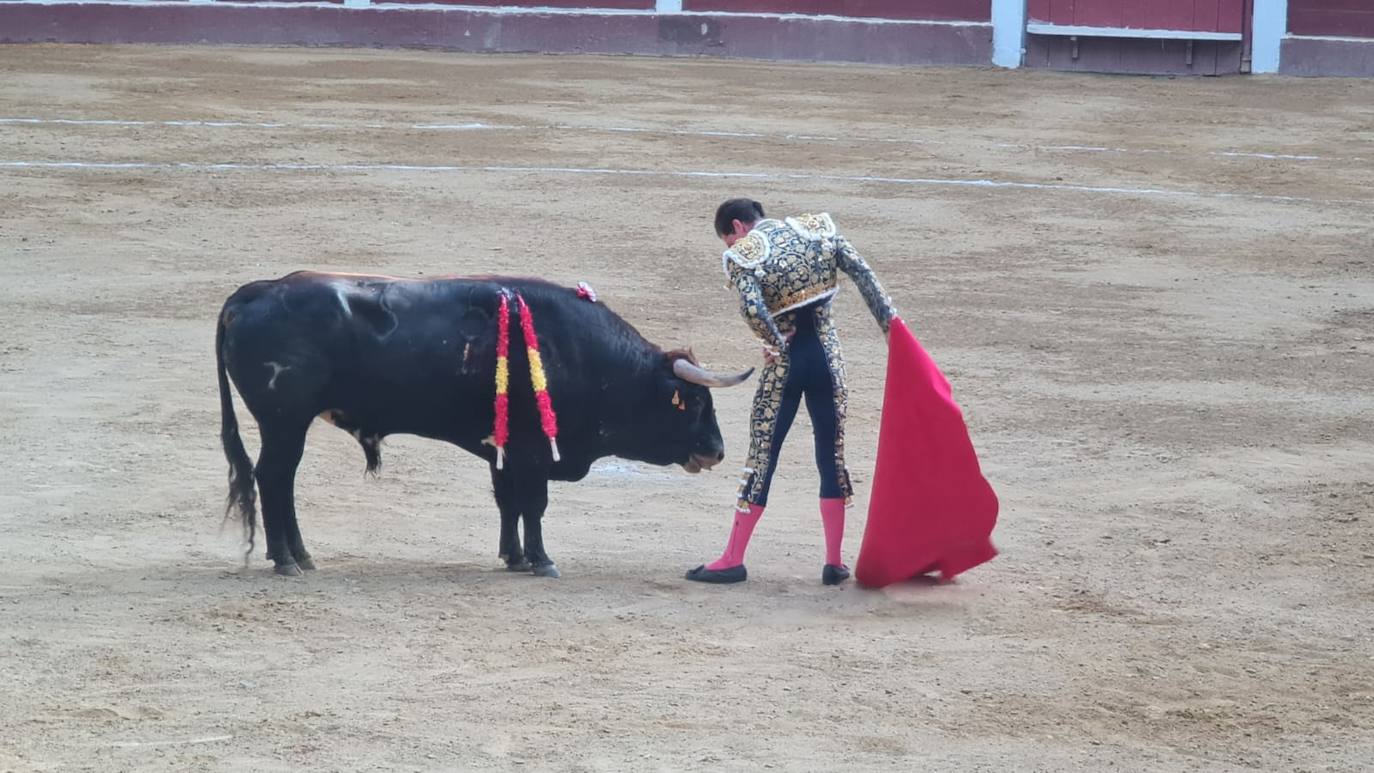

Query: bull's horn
[673,358,754,388]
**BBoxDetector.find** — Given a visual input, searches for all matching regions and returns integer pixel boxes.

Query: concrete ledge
[1026,23,1241,42]
[0,4,993,66]
[1279,35,1374,77]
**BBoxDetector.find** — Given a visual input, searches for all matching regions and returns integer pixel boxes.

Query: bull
[216,271,752,577]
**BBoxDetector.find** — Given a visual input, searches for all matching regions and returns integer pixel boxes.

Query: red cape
[855,318,999,587]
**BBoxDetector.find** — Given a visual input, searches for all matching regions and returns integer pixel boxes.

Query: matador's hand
[763,331,796,365]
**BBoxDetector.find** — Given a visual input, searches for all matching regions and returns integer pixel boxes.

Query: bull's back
[220,270,639,453]
[220,271,504,440]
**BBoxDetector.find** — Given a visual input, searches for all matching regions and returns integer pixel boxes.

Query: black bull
[217,271,753,577]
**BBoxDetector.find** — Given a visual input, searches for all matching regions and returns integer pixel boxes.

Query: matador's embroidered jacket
[720,213,898,510]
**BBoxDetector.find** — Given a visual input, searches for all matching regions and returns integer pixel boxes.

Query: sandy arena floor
[1,44,1372,771]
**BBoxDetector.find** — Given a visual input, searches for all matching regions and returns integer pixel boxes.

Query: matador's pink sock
[705,504,764,570]
[820,498,846,566]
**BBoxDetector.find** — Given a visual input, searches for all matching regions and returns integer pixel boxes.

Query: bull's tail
[217,312,258,563]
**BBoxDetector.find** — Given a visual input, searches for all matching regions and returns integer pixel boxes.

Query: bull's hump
[289,269,409,284]
[290,270,536,286]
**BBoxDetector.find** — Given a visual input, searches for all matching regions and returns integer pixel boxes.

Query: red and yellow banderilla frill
[490,290,560,469]
[516,294,561,462]
[492,292,512,470]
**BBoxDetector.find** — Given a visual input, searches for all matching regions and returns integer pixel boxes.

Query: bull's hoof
[273,562,303,577]
[295,556,317,571]
[531,563,561,579]
[506,560,533,572]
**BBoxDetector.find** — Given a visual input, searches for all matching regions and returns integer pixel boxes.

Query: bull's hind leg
[255,422,310,577]
[286,511,315,571]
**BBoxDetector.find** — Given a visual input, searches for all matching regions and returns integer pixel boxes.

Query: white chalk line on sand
[1,159,1364,206]
[100,735,235,748]
[0,116,1366,166]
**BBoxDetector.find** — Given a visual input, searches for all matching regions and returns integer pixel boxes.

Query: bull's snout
[683,449,725,474]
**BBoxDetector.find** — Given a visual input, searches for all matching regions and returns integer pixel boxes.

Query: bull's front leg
[519,475,558,578]
[491,466,531,572]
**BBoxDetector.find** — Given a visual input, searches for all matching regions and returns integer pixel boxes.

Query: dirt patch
[1,44,1372,771]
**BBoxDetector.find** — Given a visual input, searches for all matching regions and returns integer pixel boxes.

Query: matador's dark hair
[714,198,766,237]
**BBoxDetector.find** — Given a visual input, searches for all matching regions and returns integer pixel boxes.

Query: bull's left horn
[673,359,755,388]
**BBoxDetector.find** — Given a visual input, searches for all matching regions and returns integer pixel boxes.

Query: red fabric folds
[855,318,999,588]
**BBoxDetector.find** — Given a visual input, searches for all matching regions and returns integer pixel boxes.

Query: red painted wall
[0,0,988,17]
[372,0,654,7]
[202,0,656,5]
[1289,0,1374,38]
[682,1,991,22]
[1027,0,1244,33]
[61,0,659,4]
[0,3,996,65]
